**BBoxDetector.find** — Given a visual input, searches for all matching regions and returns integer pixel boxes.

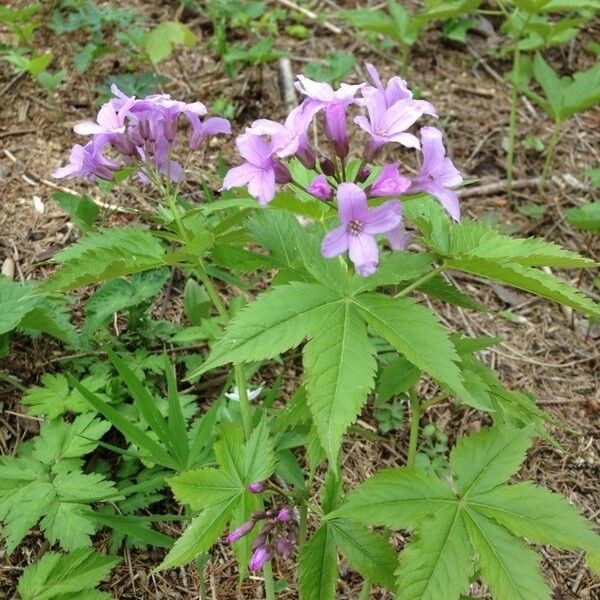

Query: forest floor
[1,1,599,598]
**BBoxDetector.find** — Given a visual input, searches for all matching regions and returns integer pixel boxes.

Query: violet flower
[221,133,278,205]
[321,183,402,276]
[386,224,414,251]
[368,164,410,197]
[52,136,119,180]
[276,508,292,523]
[361,63,412,106]
[275,536,295,559]
[247,482,265,494]
[308,174,332,200]
[74,95,135,136]
[226,520,255,543]
[355,91,437,161]
[409,127,463,221]
[249,545,271,571]
[295,76,364,158]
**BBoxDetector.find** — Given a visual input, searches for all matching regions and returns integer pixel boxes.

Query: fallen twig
[274,0,342,35]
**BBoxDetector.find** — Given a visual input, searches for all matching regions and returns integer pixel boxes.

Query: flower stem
[358,579,372,600]
[234,363,253,440]
[194,263,229,321]
[395,264,445,298]
[407,387,421,468]
[540,120,562,190]
[506,49,520,199]
[262,561,276,600]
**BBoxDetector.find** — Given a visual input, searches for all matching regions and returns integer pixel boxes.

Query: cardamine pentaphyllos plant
[35,64,600,600]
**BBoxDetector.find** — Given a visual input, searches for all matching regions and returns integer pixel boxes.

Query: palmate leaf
[17,548,119,600]
[396,505,473,600]
[304,301,377,464]
[353,293,478,408]
[190,282,342,377]
[158,497,239,571]
[299,524,338,600]
[333,426,600,600]
[43,227,168,292]
[329,518,397,590]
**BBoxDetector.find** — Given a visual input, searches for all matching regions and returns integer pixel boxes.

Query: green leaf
[69,375,179,470]
[376,356,421,405]
[84,269,169,335]
[566,201,600,233]
[464,509,551,600]
[396,506,473,600]
[158,497,239,570]
[331,468,455,529]
[337,426,598,600]
[471,481,600,553]
[85,512,174,549]
[350,252,435,293]
[52,191,99,233]
[144,21,197,64]
[0,279,77,345]
[353,294,477,408]
[243,416,275,483]
[17,549,119,600]
[191,282,342,377]
[298,524,338,600]
[445,259,599,316]
[450,426,533,496]
[44,227,167,292]
[304,301,376,464]
[329,518,397,590]
[168,468,241,510]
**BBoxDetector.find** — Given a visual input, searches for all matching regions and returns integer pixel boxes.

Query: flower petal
[362,200,402,235]
[348,233,379,276]
[337,182,368,224]
[222,163,257,190]
[321,225,349,258]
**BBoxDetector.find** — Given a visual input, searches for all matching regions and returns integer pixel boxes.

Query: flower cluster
[222,64,462,276]
[53,85,231,186]
[226,486,296,572]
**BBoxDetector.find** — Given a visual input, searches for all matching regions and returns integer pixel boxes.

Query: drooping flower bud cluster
[225,498,296,572]
[53,85,231,187]
[222,64,463,276]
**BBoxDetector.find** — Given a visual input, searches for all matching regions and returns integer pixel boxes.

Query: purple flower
[226,520,256,543]
[221,133,278,205]
[386,224,414,251]
[308,175,333,200]
[409,127,463,221]
[321,182,402,276]
[355,91,437,161]
[368,164,410,197]
[361,63,412,106]
[52,136,119,180]
[275,535,295,558]
[295,76,364,158]
[276,508,292,523]
[189,116,231,149]
[74,95,135,136]
[247,482,265,494]
[249,545,271,571]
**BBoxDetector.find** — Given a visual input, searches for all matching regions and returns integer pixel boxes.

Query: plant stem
[263,561,276,600]
[195,263,229,321]
[395,264,445,298]
[506,46,520,198]
[358,579,372,600]
[0,370,27,392]
[540,120,562,189]
[234,363,253,439]
[298,502,308,548]
[407,387,421,468]
[421,391,451,411]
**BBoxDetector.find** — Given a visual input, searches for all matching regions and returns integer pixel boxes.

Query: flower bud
[275,535,295,558]
[247,482,265,494]
[319,157,336,177]
[277,508,292,522]
[356,165,371,183]
[308,175,332,200]
[274,160,292,184]
[249,545,271,571]
[226,520,255,543]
